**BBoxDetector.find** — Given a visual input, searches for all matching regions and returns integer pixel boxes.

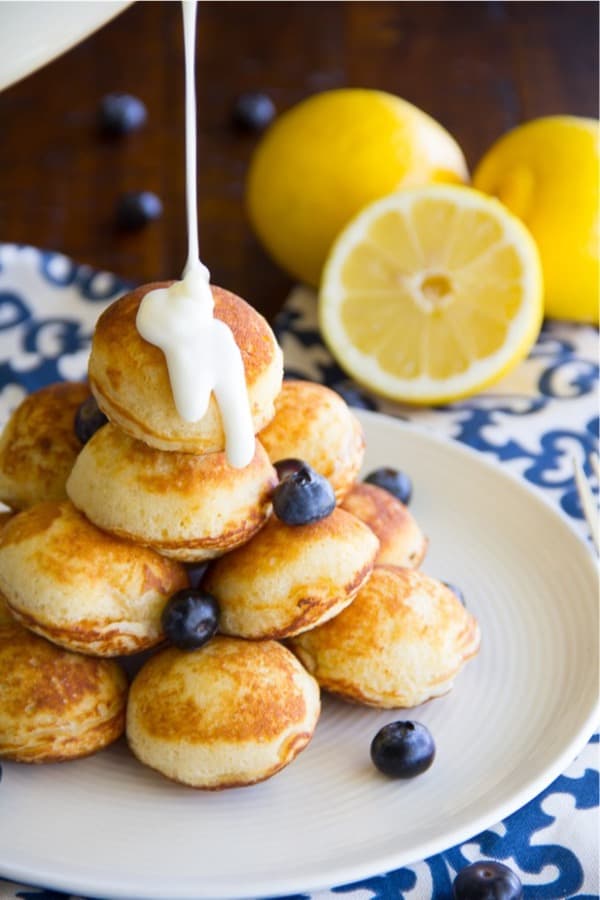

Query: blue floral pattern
[0,251,597,900]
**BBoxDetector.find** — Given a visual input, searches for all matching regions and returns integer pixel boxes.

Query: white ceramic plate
[0,409,598,898]
[0,1,131,91]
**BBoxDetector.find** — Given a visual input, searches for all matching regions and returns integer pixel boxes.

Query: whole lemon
[473,116,599,324]
[246,89,468,286]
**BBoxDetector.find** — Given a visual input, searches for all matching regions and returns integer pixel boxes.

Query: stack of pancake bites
[0,282,480,789]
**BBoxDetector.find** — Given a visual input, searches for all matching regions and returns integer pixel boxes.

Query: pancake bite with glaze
[204,507,379,639]
[289,565,480,708]
[258,380,365,501]
[67,424,277,562]
[0,617,127,763]
[0,381,90,510]
[88,283,283,454]
[341,482,427,568]
[0,501,188,656]
[126,636,320,789]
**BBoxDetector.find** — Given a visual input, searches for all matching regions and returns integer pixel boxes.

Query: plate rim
[0,1,133,92]
[1,410,598,900]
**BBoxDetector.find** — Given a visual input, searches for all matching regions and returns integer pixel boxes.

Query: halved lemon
[319,185,544,405]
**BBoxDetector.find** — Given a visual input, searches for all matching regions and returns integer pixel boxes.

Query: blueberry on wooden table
[74,396,108,444]
[98,92,147,136]
[370,721,435,778]
[364,467,413,505]
[116,191,163,230]
[232,91,276,131]
[453,861,523,900]
[161,590,220,650]
[272,463,335,526]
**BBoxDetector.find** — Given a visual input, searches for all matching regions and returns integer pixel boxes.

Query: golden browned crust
[0,501,189,656]
[0,620,127,762]
[66,425,277,562]
[258,380,365,500]
[126,637,320,789]
[340,482,428,568]
[204,507,379,639]
[289,565,481,708]
[0,381,90,510]
[131,640,308,743]
[88,283,283,453]
[6,603,166,657]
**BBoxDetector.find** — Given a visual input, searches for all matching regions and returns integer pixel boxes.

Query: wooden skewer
[572,453,599,556]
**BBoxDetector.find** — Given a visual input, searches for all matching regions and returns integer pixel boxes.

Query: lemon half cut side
[319,185,544,405]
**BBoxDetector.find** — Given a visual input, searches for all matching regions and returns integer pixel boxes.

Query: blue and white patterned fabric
[0,245,598,900]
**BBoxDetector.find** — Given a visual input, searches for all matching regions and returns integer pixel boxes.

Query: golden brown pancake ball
[204,507,379,640]
[126,636,320,789]
[66,424,277,562]
[88,283,283,453]
[0,617,127,763]
[340,482,427,568]
[0,381,89,510]
[289,565,481,708]
[0,501,188,656]
[258,380,365,501]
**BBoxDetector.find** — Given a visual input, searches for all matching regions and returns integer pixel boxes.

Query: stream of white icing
[136,0,255,469]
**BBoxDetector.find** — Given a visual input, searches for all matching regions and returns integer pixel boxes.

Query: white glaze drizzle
[136,0,255,469]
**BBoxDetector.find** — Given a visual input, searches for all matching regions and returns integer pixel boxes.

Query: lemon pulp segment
[319,186,544,404]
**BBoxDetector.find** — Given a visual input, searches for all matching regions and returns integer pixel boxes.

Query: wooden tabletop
[0,1,597,322]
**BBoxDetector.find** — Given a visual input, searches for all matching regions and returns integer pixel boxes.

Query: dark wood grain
[0,1,597,321]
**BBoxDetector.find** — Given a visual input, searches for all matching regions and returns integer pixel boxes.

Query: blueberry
[370,721,435,778]
[364,467,412,505]
[99,92,147,136]
[161,589,220,650]
[74,396,108,444]
[444,582,466,606]
[272,464,335,526]
[453,861,523,900]
[232,92,276,131]
[274,458,306,483]
[185,562,209,590]
[330,381,377,410]
[116,191,163,230]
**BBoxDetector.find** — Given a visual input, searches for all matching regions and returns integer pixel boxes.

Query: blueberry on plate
[272,464,335,526]
[161,589,220,651]
[232,91,276,131]
[74,396,108,444]
[453,861,523,900]
[364,467,412,505]
[370,721,435,778]
[274,458,306,483]
[444,582,466,606]
[116,191,163,230]
[98,92,147,136]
